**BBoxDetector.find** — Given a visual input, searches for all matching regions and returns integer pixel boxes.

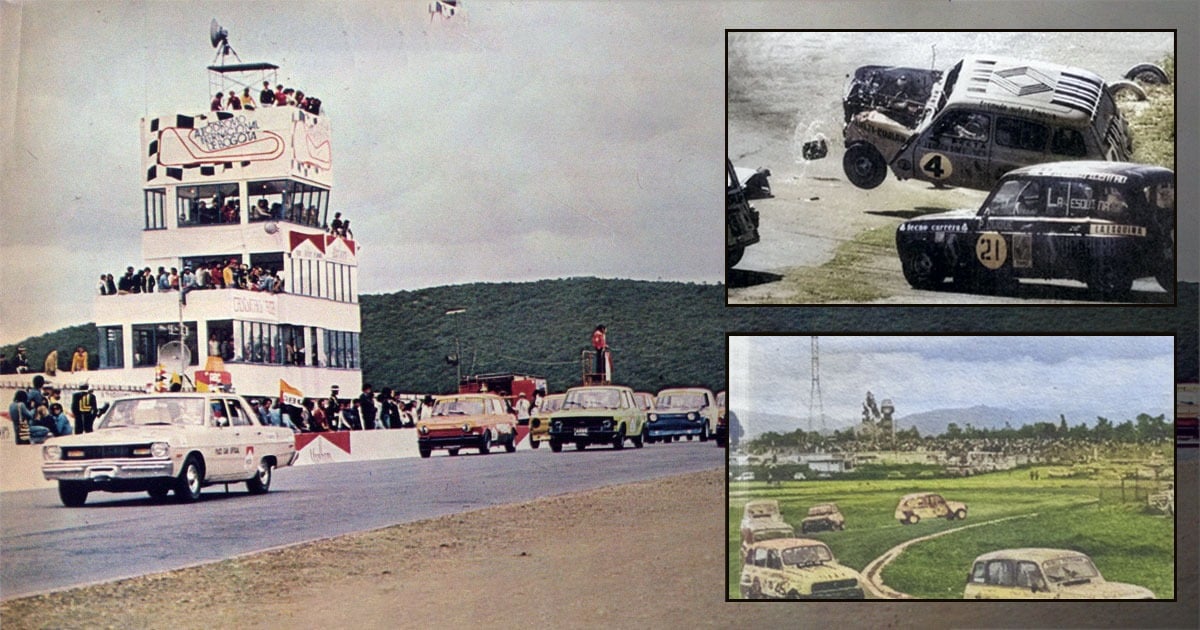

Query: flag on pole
[280,379,305,407]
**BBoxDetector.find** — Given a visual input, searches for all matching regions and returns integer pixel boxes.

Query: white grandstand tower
[89,21,362,399]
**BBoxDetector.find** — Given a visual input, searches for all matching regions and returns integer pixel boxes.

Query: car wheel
[576,441,587,451]
[900,245,945,290]
[800,523,810,534]
[147,486,171,501]
[1124,62,1170,85]
[843,143,888,189]
[1155,231,1175,292]
[549,438,562,453]
[504,431,517,453]
[699,424,708,442]
[174,456,203,502]
[632,427,645,448]
[727,246,745,270]
[908,513,920,525]
[448,448,460,456]
[529,438,540,450]
[246,459,273,495]
[1088,260,1133,300]
[419,447,432,458]
[955,508,967,520]
[686,435,693,441]
[787,589,802,600]
[58,481,89,507]
[748,579,763,599]
[1108,79,1147,101]
[479,430,491,455]
[716,434,727,447]
[612,426,625,450]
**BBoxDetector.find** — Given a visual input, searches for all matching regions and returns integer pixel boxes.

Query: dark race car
[895,161,1174,300]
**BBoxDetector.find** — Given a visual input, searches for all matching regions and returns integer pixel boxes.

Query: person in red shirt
[591,324,608,378]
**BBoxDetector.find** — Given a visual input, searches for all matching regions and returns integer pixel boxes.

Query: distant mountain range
[739,404,1120,441]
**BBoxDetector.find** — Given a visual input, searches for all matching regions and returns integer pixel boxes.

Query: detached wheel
[900,245,945,290]
[1108,80,1147,101]
[175,456,203,502]
[1124,62,1170,84]
[843,143,888,189]
[246,459,273,495]
[727,246,745,270]
[58,481,89,507]
[549,438,563,453]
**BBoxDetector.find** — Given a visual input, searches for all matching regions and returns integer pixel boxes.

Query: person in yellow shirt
[71,346,88,373]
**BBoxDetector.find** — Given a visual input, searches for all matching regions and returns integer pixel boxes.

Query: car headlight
[461,423,471,433]
[43,445,62,461]
[601,419,612,430]
[687,412,697,421]
[150,442,170,458]
[418,424,429,434]
[648,413,657,422]
[531,419,540,429]
[552,420,561,431]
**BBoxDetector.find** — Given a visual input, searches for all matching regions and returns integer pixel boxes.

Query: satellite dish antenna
[209,19,240,65]
[209,19,228,48]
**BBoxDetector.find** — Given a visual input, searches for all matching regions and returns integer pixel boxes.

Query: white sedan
[42,393,296,506]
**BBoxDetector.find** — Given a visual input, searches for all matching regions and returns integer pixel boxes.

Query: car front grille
[62,444,154,460]
[812,579,859,592]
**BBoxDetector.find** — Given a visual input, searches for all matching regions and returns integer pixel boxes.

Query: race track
[0,440,723,599]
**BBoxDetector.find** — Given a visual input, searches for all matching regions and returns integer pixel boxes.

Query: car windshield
[563,389,621,409]
[98,398,206,428]
[433,399,485,416]
[782,544,833,567]
[539,396,565,413]
[655,392,706,409]
[1042,555,1100,583]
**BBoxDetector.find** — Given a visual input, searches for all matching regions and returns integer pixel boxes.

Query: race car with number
[41,393,296,506]
[839,55,1133,191]
[895,161,1174,299]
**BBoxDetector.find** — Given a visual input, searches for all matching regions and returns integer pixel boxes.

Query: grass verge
[775,224,897,303]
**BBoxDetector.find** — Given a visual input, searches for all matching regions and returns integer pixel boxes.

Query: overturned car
[834,55,1135,191]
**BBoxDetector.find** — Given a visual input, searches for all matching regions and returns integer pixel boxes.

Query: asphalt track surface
[0,440,723,600]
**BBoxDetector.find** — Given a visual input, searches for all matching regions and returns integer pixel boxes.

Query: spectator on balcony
[98,274,109,295]
[43,350,58,376]
[241,87,256,111]
[227,91,242,111]
[329,212,343,235]
[359,384,378,430]
[169,267,180,291]
[260,81,274,107]
[274,84,287,107]
[12,346,30,374]
[141,267,156,294]
[210,92,224,112]
[70,346,88,373]
[157,267,170,292]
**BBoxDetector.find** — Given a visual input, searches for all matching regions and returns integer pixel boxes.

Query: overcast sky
[1,1,1195,345]
[730,335,1175,431]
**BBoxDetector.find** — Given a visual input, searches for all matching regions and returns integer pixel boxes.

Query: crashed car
[740,499,796,551]
[733,165,773,200]
[740,538,866,599]
[41,393,296,506]
[964,548,1154,599]
[546,384,646,451]
[896,161,1175,299]
[417,393,518,457]
[647,387,719,442]
[895,492,967,524]
[836,55,1134,191]
[799,503,846,533]
[527,393,565,449]
[727,157,761,269]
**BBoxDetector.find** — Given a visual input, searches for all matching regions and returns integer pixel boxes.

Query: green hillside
[3,280,1198,395]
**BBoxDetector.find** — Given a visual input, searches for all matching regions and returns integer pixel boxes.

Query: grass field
[727,468,1174,599]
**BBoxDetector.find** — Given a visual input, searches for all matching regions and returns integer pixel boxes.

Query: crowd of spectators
[7,375,74,444]
[98,261,285,303]
[211,82,322,116]
[181,198,241,226]
[257,385,433,433]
